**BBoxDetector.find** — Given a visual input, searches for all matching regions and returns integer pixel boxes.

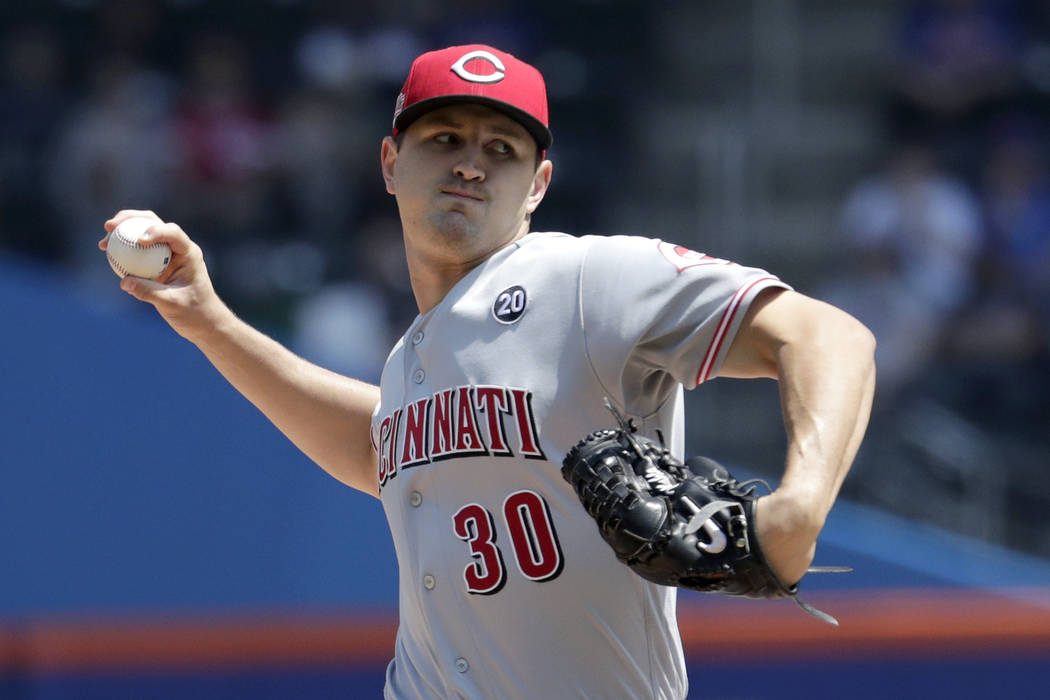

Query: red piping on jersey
[695,276,777,385]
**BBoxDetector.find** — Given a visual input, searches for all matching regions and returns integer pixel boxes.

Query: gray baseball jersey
[371,232,789,699]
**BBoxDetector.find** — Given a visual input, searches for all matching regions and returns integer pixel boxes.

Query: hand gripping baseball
[100,210,229,343]
[561,399,850,625]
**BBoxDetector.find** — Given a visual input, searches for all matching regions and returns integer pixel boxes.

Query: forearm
[774,309,876,526]
[191,306,381,497]
[102,212,383,498]
[722,289,876,583]
[721,291,876,511]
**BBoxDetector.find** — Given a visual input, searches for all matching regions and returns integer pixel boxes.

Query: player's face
[381,104,552,261]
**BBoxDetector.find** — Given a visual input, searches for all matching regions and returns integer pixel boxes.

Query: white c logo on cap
[450,50,506,84]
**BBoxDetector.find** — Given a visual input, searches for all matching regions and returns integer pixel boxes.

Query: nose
[453,155,485,182]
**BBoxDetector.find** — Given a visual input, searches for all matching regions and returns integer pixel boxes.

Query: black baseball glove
[561,400,848,625]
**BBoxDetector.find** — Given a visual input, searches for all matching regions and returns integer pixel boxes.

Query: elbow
[839,314,877,382]
[754,292,877,381]
[859,320,877,366]
[801,305,876,375]
[798,302,877,363]
[851,317,877,364]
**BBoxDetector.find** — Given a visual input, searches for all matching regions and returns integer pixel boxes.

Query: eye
[489,140,515,156]
[434,133,459,145]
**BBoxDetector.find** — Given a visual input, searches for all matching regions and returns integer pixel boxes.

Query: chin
[429,212,482,244]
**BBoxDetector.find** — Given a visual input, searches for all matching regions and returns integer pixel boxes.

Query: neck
[405,223,530,315]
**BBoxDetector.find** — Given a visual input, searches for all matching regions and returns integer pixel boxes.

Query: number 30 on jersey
[452,490,563,594]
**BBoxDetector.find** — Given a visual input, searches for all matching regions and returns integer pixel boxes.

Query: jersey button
[411,331,424,345]
[423,574,436,590]
[454,658,469,673]
[412,369,425,384]
[409,491,422,507]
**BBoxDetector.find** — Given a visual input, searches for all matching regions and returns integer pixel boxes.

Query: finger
[105,209,162,232]
[155,254,190,285]
[120,274,167,302]
[99,232,110,250]
[137,221,196,257]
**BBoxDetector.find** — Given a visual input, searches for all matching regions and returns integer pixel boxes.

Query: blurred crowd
[0,0,640,379]
[826,0,1050,551]
[3,1,409,379]
[828,0,1050,425]
[0,0,611,380]
[1,2,1047,549]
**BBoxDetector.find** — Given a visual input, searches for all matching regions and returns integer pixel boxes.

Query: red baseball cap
[392,44,552,150]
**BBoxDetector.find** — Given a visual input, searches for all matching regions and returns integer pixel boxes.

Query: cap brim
[394,95,553,151]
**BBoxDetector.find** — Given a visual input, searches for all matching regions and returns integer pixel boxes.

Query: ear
[381,136,398,195]
[525,159,553,215]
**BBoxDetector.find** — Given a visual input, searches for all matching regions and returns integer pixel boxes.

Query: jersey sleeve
[579,235,790,409]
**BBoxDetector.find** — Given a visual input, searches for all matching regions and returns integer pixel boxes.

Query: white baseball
[106,217,172,280]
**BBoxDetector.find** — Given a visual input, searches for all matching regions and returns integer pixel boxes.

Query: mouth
[440,188,485,202]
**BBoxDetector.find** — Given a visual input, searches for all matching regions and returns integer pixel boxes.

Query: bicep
[297,375,382,499]
[718,287,789,379]
[719,289,867,380]
[342,386,383,499]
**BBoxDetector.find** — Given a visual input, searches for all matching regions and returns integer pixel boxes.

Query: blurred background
[2,0,1049,698]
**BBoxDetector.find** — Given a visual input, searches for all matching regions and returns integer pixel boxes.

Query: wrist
[754,493,820,584]
[759,489,825,540]
[775,473,836,525]
[180,297,237,348]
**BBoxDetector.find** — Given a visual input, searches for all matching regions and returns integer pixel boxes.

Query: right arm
[101,210,381,498]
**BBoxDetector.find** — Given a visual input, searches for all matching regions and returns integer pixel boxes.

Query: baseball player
[100,45,875,699]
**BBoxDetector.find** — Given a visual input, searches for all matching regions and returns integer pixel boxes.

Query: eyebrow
[422,113,529,140]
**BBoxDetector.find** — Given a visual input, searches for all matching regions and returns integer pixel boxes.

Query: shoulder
[518,231,661,253]
[578,233,661,252]
[521,232,670,262]
[515,232,762,282]
[514,230,587,253]
[514,232,683,277]
[504,231,591,272]
[580,234,742,278]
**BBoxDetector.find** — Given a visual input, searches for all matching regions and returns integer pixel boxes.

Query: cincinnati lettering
[375,385,546,490]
